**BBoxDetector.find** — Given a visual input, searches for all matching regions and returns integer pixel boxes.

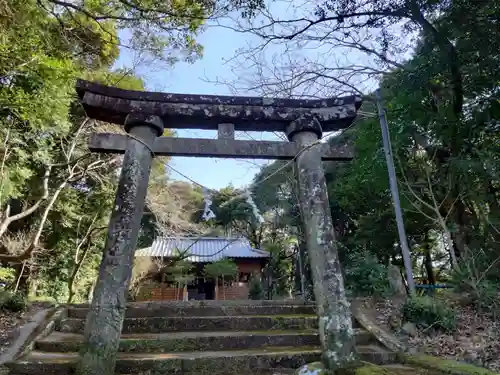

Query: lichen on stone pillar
[287,114,358,373]
[75,113,164,375]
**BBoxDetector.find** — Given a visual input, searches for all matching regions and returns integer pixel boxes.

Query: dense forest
[0,0,498,322]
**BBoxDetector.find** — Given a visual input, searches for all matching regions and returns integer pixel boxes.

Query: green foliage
[248,275,264,300]
[263,241,293,298]
[301,0,500,307]
[0,0,209,305]
[203,259,238,281]
[344,252,392,297]
[0,267,17,285]
[449,255,500,317]
[0,291,27,312]
[401,296,457,332]
[165,259,195,286]
[1,0,498,329]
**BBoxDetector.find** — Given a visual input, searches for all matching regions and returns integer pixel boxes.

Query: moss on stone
[400,354,500,375]
[295,362,397,375]
[119,315,319,334]
[355,363,393,375]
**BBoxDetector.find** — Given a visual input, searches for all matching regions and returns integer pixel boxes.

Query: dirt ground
[0,304,47,356]
[359,296,500,371]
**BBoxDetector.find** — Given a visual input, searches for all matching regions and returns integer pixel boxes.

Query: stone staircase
[5,300,397,374]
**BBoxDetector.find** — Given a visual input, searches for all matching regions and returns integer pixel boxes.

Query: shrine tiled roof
[135,236,269,262]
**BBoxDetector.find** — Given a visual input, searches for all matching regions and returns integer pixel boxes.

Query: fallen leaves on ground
[0,305,45,355]
[359,296,500,371]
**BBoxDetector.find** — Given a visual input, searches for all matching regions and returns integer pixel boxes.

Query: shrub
[344,252,393,297]
[248,275,264,300]
[0,267,16,287]
[449,256,500,317]
[401,295,457,332]
[0,290,27,312]
[203,259,238,283]
[470,280,499,313]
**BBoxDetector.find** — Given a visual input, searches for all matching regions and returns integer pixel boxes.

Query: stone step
[68,304,316,319]
[382,364,423,375]
[358,345,398,365]
[71,300,316,309]
[7,347,322,375]
[35,329,376,353]
[59,315,323,334]
[6,345,397,375]
[36,330,318,353]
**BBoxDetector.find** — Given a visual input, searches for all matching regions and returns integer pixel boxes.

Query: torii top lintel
[76,79,362,132]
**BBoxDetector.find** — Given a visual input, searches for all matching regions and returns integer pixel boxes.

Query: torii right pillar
[286,114,358,373]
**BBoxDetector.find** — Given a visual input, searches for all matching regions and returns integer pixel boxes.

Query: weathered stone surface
[76,80,362,132]
[5,298,400,375]
[36,331,320,353]
[6,348,322,375]
[89,133,354,161]
[288,116,357,371]
[218,123,235,139]
[70,299,316,308]
[358,345,398,365]
[387,265,406,295]
[351,306,408,354]
[60,316,320,334]
[75,116,163,375]
[68,304,317,319]
[6,345,399,375]
[0,307,57,366]
[36,329,375,354]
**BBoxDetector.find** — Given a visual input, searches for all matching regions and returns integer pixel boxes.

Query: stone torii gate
[74,79,363,375]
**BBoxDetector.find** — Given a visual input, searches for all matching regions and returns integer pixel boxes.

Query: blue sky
[115,26,281,190]
[114,9,388,190]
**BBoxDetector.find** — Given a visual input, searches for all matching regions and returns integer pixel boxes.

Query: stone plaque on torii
[74,79,363,375]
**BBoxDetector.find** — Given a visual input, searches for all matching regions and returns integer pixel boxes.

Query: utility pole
[375,89,416,294]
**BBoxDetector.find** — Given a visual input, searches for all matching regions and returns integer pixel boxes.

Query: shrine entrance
[74,79,363,375]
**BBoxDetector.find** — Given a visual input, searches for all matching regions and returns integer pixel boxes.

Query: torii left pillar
[75,114,164,375]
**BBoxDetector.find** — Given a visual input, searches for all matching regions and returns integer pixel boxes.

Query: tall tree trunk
[67,244,92,304]
[452,200,469,259]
